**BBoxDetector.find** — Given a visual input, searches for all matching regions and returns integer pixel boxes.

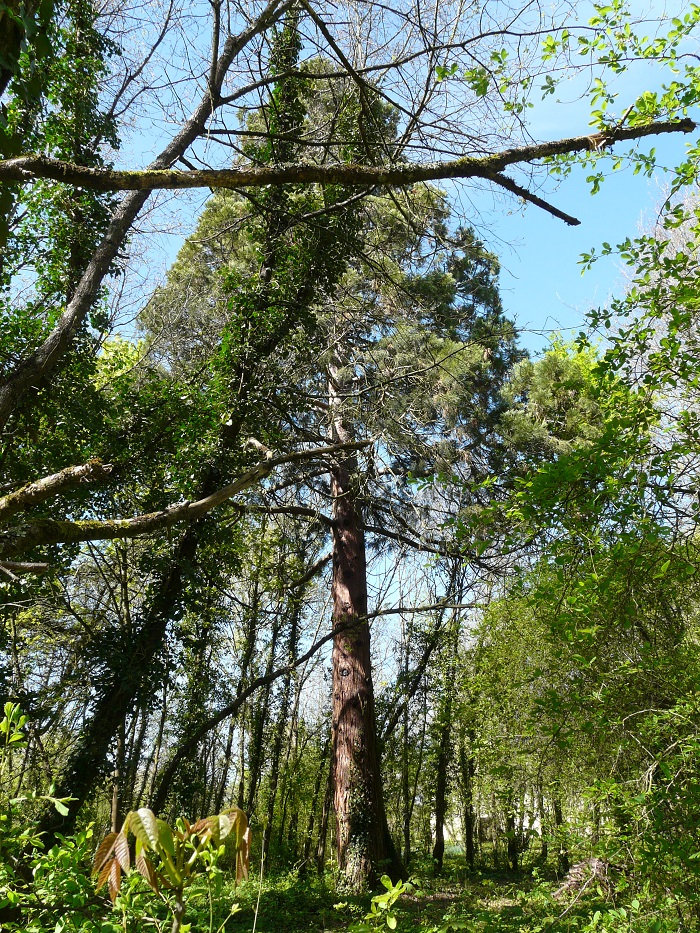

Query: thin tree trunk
[171,895,186,933]
[237,714,246,809]
[263,605,300,863]
[215,592,261,813]
[506,808,518,872]
[432,715,450,873]
[246,612,282,815]
[111,719,125,833]
[277,674,305,855]
[459,727,476,870]
[144,680,169,807]
[537,786,548,863]
[316,751,333,875]
[591,799,600,846]
[125,704,149,812]
[303,733,330,868]
[490,795,500,869]
[432,620,458,875]
[553,795,569,876]
[401,704,411,866]
[410,692,428,855]
[214,717,237,813]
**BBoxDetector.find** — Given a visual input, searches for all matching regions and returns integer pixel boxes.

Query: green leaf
[156,819,176,857]
[124,808,160,850]
[654,559,671,579]
[50,797,70,816]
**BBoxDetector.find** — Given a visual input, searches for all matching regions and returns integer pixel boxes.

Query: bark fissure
[329,359,403,890]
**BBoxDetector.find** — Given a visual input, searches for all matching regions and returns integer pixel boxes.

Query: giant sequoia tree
[141,160,520,885]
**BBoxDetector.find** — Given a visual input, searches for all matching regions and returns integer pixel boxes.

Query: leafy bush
[93,805,250,933]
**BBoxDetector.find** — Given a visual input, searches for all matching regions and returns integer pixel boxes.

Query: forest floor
[223,860,603,933]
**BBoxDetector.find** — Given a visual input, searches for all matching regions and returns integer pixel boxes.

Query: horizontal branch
[0,119,693,193]
[287,551,332,590]
[0,441,370,559]
[367,600,479,619]
[362,521,448,556]
[245,503,335,526]
[0,560,51,579]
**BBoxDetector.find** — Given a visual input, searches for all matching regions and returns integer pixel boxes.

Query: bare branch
[367,600,478,619]
[0,560,51,579]
[490,172,581,226]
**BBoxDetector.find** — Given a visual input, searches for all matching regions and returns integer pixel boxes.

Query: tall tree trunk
[400,616,413,868]
[214,717,237,813]
[506,807,518,872]
[316,753,333,875]
[236,714,247,810]
[432,712,450,873]
[401,704,411,867]
[329,360,403,891]
[246,611,282,815]
[591,799,601,847]
[144,680,169,806]
[537,785,548,864]
[214,592,261,813]
[125,704,149,812]
[458,725,476,870]
[277,670,306,857]
[432,617,458,875]
[110,719,125,832]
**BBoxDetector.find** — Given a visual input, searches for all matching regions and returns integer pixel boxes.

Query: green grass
[211,858,611,933]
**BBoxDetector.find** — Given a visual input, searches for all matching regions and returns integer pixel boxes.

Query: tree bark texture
[329,363,403,889]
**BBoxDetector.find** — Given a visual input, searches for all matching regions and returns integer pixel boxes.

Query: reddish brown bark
[329,370,403,888]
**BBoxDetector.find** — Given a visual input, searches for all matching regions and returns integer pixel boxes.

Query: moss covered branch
[0,118,694,192]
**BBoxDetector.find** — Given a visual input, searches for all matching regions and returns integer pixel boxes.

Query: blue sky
[461,48,699,355]
[476,138,685,355]
[124,3,699,358]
